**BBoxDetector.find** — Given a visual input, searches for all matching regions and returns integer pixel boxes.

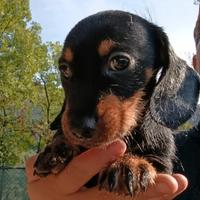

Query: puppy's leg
[98,154,157,197]
[33,131,80,177]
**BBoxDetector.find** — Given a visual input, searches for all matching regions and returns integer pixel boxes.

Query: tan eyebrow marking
[98,39,116,56]
[63,48,74,62]
[145,67,154,83]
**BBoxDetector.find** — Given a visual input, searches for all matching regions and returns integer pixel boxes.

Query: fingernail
[106,140,127,159]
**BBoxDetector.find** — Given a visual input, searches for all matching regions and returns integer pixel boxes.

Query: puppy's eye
[109,53,132,71]
[59,63,72,79]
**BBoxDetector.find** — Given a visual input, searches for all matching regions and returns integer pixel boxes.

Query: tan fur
[145,67,153,83]
[63,48,74,62]
[118,155,157,180]
[61,110,81,147]
[61,91,144,148]
[98,39,116,56]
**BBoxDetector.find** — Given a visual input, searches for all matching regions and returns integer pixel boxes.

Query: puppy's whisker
[125,133,144,153]
[123,135,132,152]
[108,88,113,95]
[111,84,120,87]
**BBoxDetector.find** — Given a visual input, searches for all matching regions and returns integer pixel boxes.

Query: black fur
[34,11,200,196]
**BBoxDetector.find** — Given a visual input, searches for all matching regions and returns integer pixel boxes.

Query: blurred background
[30,0,199,63]
[0,0,199,199]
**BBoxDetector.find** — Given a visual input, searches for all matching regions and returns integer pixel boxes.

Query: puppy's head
[53,11,200,148]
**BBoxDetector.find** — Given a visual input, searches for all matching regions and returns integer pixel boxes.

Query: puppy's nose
[80,128,95,138]
[81,116,97,138]
[72,116,97,139]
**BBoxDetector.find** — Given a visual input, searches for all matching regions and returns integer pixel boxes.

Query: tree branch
[40,75,50,126]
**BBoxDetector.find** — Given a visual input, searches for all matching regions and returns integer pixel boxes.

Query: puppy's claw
[139,164,152,191]
[124,166,134,197]
[108,168,119,192]
[99,171,107,190]
[98,155,157,197]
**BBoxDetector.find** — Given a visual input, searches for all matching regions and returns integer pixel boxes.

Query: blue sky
[30,0,199,64]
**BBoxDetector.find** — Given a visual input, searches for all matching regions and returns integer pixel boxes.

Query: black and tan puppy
[34,11,200,197]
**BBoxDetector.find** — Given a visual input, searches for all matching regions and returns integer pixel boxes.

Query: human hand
[26,140,187,200]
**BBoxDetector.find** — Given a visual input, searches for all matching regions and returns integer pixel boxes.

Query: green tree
[0,0,63,166]
[178,122,193,131]
[31,42,63,153]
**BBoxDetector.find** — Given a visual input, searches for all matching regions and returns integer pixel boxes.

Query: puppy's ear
[50,100,66,130]
[150,31,200,129]
[154,27,170,71]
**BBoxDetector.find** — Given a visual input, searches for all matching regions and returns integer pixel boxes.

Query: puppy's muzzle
[70,115,98,139]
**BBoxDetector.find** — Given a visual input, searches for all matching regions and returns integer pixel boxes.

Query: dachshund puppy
[34,11,200,197]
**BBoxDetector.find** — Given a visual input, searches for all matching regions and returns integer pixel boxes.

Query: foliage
[0,0,63,166]
[178,122,193,131]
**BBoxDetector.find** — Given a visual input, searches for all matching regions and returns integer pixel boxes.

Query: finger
[25,155,41,183]
[55,140,126,195]
[170,174,188,199]
[67,187,125,200]
[27,181,59,200]
[137,174,179,199]
[75,174,185,200]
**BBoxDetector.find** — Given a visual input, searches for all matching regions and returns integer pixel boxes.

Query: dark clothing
[174,122,200,200]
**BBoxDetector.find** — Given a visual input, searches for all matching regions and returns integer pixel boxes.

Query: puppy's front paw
[99,155,157,197]
[33,134,80,177]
